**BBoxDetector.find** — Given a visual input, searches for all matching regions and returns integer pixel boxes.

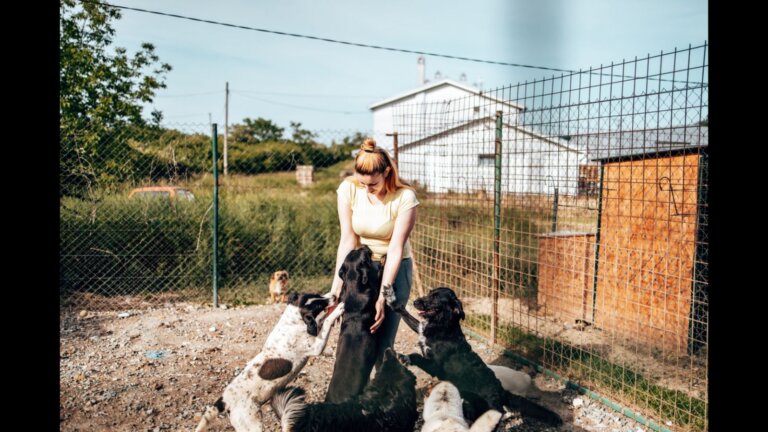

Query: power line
[232,91,369,115]
[86,0,577,74]
[162,112,211,118]
[233,89,383,99]
[80,1,706,89]
[155,90,222,98]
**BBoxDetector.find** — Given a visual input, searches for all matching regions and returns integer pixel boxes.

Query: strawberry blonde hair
[354,138,411,195]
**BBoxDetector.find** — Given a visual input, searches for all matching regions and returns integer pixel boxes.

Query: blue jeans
[373,257,413,374]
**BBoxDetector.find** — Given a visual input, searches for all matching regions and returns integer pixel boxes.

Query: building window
[578,164,599,197]
[478,154,495,167]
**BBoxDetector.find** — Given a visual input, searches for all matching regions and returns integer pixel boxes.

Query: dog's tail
[271,386,306,431]
[194,397,226,432]
[505,393,563,426]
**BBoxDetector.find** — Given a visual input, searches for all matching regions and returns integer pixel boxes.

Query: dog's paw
[322,291,338,305]
[396,352,412,366]
[382,283,397,307]
[328,302,345,323]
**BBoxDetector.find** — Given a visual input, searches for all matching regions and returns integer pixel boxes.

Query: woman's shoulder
[340,176,360,188]
[394,186,417,199]
[337,177,361,204]
[392,187,419,210]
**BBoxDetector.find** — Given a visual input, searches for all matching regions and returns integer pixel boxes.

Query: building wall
[398,122,587,196]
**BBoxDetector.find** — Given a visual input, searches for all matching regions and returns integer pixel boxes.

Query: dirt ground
[60,302,663,432]
[462,296,707,402]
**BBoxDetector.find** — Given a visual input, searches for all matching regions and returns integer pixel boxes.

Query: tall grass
[60,161,353,299]
[414,200,551,298]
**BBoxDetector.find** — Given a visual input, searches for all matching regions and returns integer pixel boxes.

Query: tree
[60,0,172,197]
[229,117,285,144]
[289,121,318,146]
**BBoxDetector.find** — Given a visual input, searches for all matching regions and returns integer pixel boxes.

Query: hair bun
[361,138,377,152]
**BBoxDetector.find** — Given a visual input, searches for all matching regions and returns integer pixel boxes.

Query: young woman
[329,137,419,373]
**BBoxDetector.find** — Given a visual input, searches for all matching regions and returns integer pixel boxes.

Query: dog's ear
[339,263,347,279]
[302,314,319,336]
[454,302,465,321]
[287,292,300,306]
[448,290,465,320]
[270,272,277,281]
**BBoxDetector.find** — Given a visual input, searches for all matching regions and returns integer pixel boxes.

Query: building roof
[398,116,582,154]
[369,79,524,111]
[565,126,709,162]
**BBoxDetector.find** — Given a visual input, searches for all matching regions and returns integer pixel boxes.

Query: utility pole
[224,82,229,176]
[386,132,399,167]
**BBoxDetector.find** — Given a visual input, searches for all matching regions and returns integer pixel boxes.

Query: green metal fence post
[492,110,503,344]
[211,124,219,308]
[591,163,605,323]
[552,186,559,232]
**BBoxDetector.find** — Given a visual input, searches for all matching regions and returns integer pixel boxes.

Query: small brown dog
[269,270,290,303]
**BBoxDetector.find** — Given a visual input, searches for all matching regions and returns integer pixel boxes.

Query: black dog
[271,348,418,432]
[388,286,563,426]
[324,245,383,403]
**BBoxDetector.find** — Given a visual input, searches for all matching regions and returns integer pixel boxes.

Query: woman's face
[356,172,387,196]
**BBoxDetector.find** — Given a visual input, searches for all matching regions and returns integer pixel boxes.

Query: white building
[369,79,587,196]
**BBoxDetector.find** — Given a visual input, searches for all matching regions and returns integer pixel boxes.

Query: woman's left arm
[370,206,417,333]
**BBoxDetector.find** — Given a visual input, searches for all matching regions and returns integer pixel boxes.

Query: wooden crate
[537,232,596,323]
[296,165,314,187]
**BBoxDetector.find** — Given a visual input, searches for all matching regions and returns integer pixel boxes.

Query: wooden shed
[594,148,707,354]
[537,140,708,355]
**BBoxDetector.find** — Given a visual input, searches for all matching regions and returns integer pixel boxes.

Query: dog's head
[270,270,290,288]
[287,292,336,336]
[338,246,381,310]
[413,287,465,326]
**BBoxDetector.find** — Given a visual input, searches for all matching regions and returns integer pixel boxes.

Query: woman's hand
[370,296,386,333]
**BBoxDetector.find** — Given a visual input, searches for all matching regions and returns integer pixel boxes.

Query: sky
[107,0,708,137]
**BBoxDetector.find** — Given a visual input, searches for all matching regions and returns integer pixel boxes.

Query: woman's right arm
[330,191,358,299]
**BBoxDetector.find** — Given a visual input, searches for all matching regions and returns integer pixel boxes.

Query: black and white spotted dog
[422,381,502,432]
[271,347,418,432]
[194,292,345,432]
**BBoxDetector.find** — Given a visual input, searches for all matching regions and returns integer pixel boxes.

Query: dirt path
[60,303,654,432]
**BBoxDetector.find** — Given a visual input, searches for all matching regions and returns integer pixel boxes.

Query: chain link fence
[395,44,708,431]
[60,125,366,310]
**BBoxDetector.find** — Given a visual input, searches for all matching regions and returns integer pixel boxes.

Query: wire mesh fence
[60,43,708,432]
[394,44,708,431]
[60,125,367,310]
